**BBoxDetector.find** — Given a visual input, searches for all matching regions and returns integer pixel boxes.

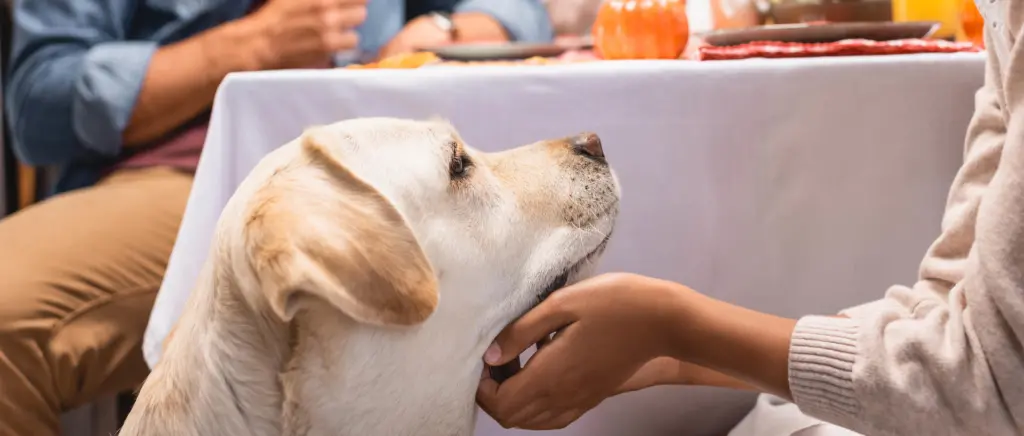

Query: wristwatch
[427,11,459,41]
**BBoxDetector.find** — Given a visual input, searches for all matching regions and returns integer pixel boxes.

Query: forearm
[122,19,264,147]
[663,286,797,399]
[629,357,756,392]
[454,0,553,42]
[452,12,509,42]
[687,363,758,391]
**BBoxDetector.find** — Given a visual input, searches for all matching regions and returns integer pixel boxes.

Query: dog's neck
[122,258,293,436]
[128,254,496,436]
[285,278,493,436]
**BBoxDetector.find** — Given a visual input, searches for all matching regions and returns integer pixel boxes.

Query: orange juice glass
[892,0,960,40]
[959,0,984,46]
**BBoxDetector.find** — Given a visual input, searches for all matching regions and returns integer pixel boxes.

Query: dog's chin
[535,233,611,303]
[487,233,612,384]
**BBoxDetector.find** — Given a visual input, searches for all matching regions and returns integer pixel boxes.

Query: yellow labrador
[120,117,620,436]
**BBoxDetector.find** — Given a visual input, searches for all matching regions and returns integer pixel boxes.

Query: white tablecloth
[144,54,985,436]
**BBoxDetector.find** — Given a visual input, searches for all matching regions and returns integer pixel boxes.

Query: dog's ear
[242,129,439,326]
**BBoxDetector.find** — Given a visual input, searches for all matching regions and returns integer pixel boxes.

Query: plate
[423,41,590,61]
[701,21,940,47]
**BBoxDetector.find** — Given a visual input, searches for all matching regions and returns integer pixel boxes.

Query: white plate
[422,39,593,61]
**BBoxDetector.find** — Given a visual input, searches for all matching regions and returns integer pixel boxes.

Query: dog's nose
[570,133,604,159]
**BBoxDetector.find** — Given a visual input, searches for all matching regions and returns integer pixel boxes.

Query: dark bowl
[770,0,892,24]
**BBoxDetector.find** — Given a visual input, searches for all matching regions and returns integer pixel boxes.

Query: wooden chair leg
[91,396,118,436]
[17,163,35,209]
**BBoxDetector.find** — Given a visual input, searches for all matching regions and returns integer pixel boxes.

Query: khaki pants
[0,167,192,436]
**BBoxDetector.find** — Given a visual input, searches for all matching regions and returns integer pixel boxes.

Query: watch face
[430,12,455,33]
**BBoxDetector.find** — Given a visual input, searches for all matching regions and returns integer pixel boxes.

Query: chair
[1,0,37,216]
[2,0,15,215]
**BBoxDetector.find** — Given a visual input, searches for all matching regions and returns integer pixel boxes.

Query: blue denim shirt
[6,0,553,193]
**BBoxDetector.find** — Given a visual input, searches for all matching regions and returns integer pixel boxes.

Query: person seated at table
[544,0,603,37]
[475,1,1024,435]
[0,0,552,434]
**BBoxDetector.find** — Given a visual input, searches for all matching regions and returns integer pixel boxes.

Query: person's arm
[670,28,1024,435]
[453,0,554,43]
[376,0,553,61]
[615,357,757,394]
[121,21,264,147]
[4,0,262,166]
[544,0,603,36]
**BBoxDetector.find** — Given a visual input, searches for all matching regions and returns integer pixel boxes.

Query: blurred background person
[545,0,602,38]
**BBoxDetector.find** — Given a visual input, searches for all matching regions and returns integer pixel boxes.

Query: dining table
[143,52,985,435]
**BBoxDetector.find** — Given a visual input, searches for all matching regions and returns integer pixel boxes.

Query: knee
[0,282,59,371]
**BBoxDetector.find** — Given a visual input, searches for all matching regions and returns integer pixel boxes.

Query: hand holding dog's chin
[475,273,694,430]
[475,273,799,429]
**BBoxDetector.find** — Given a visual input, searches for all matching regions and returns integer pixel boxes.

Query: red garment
[697,38,981,61]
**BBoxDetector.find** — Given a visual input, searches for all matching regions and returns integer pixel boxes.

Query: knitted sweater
[788,2,1024,435]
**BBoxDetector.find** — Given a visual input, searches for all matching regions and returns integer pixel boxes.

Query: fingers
[485,299,576,366]
[322,4,367,30]
[477,377,548,430]
[487,358,521,383]
[324,30,360,53]
[476,377,500,417]
[479,384,588,431]
[537,333,553,349]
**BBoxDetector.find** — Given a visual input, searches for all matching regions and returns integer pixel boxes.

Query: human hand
[476,273,690,430]
[243,0,368,69]
[378,15,454,60]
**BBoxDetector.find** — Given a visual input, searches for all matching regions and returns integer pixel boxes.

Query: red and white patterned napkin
[696,38,981,61]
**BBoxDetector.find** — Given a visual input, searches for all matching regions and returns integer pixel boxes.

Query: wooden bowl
[770,0,892,24]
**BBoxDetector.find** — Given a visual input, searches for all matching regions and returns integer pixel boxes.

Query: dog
[120,117,620,436]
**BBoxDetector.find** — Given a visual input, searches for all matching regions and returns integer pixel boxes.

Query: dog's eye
[450,153,472,179]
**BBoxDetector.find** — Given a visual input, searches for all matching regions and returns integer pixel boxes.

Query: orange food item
[344,50,600,69]
[346,51,442,69]
[710,0,759,30]
[959,0,984,47]
[592,0,689,60]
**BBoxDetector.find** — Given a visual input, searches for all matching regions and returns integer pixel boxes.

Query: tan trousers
[0,167,193,436]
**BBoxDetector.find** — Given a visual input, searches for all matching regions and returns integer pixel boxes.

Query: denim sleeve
[5,0,155,166]
[454,0,554,43]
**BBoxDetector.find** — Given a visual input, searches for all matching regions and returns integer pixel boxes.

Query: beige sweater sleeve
[787,22,1024,435]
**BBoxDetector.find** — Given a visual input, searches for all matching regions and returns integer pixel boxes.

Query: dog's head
[241,117,619,331]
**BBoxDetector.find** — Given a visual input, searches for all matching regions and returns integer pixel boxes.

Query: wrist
[426,12,458,42]
[662,286,798,398]
[654,280,705,362]
[212,16,272,72]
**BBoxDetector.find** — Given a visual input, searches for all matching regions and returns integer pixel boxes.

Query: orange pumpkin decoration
[592,0,690,60]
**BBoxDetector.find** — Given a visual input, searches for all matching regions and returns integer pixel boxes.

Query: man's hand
[476,273,688,430]
[378,12,509,60]
[122,0,366,146]
[378,15,454,60]
[245,0,368,69]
